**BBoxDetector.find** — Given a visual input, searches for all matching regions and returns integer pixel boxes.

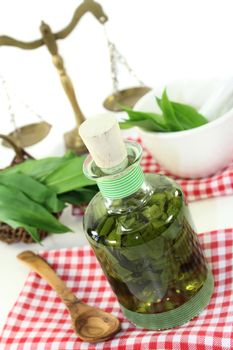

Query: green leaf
[2,153,94,196]
[43,157,95,194]
[98,246,133,281]
[156,92,208,130]
[0,184,71,233]
[0,173,64,213]
[2,157,72,182]
[99,217,115,237]
[119,119,166,132]
[5,219,41,243]
[143,204,164,220]
[64,150,77,159]
[157,90,185,131]
[58,185,98,206]
[119,89,209,133]
[171,101,208,129]
[120,107,168,132]
[124,107,167,126]
[106,230,121,248]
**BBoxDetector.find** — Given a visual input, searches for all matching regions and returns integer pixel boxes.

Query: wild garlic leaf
[1,157,73,181]
[5,219,41,243]
[2,153,94,195]
[121,107,168,132]
[0,173,64,213]
[96,245,133,281]
[123,107,168,128]
[58,185,98,206]
[157,90,185,131]
[99,217,115,237]
[120,88,208,133]
[43,157,95,194]
[0,184,71,233]
[106,230,121,248]
[157,91,208,129]
[171,101,208,128]
[119,119,167,132]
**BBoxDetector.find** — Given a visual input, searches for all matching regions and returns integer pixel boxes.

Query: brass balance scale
[0,0,150,154]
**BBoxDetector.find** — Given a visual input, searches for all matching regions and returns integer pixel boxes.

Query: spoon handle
[17,251,78,307]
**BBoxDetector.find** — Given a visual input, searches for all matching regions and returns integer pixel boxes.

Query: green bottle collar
[97,164,144,199]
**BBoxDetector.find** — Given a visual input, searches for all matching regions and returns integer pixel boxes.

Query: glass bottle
[80,116,214,330]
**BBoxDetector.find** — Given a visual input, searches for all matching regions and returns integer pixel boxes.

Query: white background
[2,0,233,138]
[0,0,233,334]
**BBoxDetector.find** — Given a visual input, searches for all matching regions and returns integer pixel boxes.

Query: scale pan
[2,121,52,148]
[103,86,151,112]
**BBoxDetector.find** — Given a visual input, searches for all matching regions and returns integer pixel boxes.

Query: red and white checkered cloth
[72,138,233,216]
[1,228,233,350]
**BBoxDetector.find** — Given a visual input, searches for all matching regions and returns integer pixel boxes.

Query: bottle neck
[97,163,145,199]
[103,173,153,214]
[83,141,153,214]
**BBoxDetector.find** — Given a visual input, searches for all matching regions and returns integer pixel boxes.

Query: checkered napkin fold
[1,228,233,350]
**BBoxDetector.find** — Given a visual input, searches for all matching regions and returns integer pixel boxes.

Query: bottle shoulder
[84,173,186,245]
[87,173,183,208]
[145,173,183,193]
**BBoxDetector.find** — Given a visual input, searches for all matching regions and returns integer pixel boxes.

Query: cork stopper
[79,114,127,169]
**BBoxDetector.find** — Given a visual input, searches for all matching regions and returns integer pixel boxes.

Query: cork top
[79,114,127,169]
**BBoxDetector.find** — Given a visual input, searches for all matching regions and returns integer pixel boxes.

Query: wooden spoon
[17,251,121,343]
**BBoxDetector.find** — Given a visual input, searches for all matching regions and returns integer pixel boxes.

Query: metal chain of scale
[1,75,46,125]
[102,25,151,112]
[0,75,51,148]
[0,75,20,140]
[103,25,146,94]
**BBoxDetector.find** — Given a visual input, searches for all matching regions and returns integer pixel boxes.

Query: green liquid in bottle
[85,174,207,315]
[82,138,213,329]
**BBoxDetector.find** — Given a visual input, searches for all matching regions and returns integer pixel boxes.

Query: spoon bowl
[74,308,121,342]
